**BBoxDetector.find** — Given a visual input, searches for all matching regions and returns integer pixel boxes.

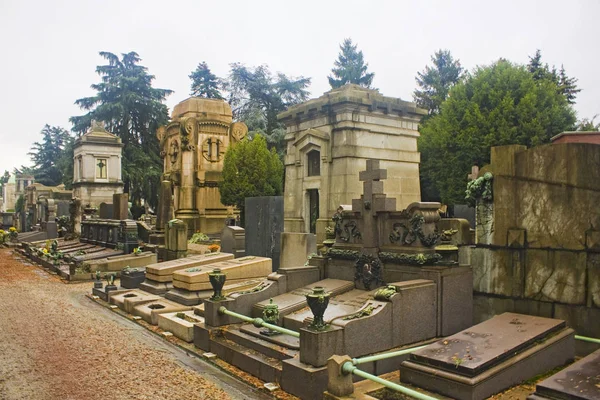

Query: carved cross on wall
[96,159,106,179]
[359,159,387,210]
[468,165,479,181]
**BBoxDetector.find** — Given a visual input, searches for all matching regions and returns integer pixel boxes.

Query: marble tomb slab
[157,311,205,343]
[132,298,192,325]
[400,312,575,400]
[528,348,600,400]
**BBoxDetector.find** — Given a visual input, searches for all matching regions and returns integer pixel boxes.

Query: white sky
[0,0,598,175]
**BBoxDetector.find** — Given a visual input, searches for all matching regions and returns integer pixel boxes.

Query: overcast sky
[0,0,598,176]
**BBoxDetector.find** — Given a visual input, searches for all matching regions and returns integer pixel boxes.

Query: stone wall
[472,143,600,354]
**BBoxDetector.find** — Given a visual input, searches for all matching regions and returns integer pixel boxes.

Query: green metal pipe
[352,345,429,365]
[575,335,600,344]
[218,306,300,338]
[342,362,439,400]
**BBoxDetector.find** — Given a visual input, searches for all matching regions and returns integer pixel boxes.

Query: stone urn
[105,273,117,294]
[92,271,103,289]
[306,286,330,331]
[260,299,280,336]
[208,268,226,301]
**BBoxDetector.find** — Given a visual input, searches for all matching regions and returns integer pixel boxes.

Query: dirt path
[0,248,270,400]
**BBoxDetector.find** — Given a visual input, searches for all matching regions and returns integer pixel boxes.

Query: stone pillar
[220,226,246,258]
[119,220,138,253]
[165,219,188,260]
[175,149,199,237]
[113,193,129,220]
[156,180,172,231]
[70,198,82,236]
[325,355,354,397]
[299,326,344,367]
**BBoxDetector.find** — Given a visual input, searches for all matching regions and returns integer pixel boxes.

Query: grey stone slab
[139,279,173,295]
[283,288,375,331]
[410,312,567,377]
[401,325,574,400]
[245,196,283,270]
[390,280,437,346]
[253,279,355,322]
[220,226,245,258]
[98,203,113,219]
[530,348,600,400]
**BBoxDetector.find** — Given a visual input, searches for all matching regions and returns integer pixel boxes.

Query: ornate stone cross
[467,165,479,181]
[358,160,388,212]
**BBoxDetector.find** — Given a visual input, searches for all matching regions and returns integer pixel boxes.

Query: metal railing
[575,335,600,345]
[217,306,300,338]
[351,344,429,365]
[341,361,439,400]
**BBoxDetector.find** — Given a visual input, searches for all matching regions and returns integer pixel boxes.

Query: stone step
[252,278,355,324]
[223,325,299,360]
[209,333,283,383]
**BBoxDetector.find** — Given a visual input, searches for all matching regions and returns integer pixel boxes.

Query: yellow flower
[42,248,49,254]
[9,227,16,232]
[0,230,5,234]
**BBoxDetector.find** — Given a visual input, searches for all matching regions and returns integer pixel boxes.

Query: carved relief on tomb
[180,117,197,151]
[230,122,248,142]
[168,139,179,165]
[202,137,225,162]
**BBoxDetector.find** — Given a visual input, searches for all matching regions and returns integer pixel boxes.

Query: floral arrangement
[208,244,220,253]
[132,247,143,255]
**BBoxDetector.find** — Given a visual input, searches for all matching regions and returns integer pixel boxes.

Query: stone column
[156,180,172,232]
[112,193,129,220]
[165,219,188,260]
[175,149,199,237]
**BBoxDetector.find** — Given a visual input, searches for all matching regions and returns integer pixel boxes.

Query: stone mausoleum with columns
[157,97,248,236]
[278,84,427,242]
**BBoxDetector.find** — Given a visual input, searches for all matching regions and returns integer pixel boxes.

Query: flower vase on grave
[105,273,118,294]
[208,268,226,301]
[92,272,103,290]
[260,299,280,336]
[306,286,330,331]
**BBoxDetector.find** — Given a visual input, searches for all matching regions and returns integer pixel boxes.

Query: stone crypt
[157,97,248,236]
[278,84,427,242]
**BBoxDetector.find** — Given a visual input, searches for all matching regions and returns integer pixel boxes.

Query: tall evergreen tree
[413,50,464,116]
[189,62,223,99]
[0,170,9,193]
[419,60,576,204]
[70,52,172,209]
[220,134,283,226]
[328,38,374,89]
[527,50,580,104]
[28,125,72,186]
[225,63,310,157]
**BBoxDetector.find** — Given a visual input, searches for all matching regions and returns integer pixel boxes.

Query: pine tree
[558,65,581,105]
[70,51,172,209]
[28,125,72,186]
[527,50,580,104]
[413,50,464,116]
[328,38,374,89]
[189,62,223,99]
[226,63,310,157]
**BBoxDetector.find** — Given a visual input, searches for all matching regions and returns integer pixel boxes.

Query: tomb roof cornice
[278,84,426,123]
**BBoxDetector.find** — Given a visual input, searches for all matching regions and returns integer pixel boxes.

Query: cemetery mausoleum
[279,84,426,241]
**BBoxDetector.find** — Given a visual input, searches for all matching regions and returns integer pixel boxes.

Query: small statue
[332,206,344,237]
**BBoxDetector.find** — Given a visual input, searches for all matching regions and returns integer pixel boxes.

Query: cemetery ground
[0,247,274,400]
[1,245,575,400]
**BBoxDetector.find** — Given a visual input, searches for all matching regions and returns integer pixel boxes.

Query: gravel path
[0,248,270,400]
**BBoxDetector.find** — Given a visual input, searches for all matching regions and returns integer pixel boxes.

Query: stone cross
[468,165,479,181]
[358,159,387,209]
